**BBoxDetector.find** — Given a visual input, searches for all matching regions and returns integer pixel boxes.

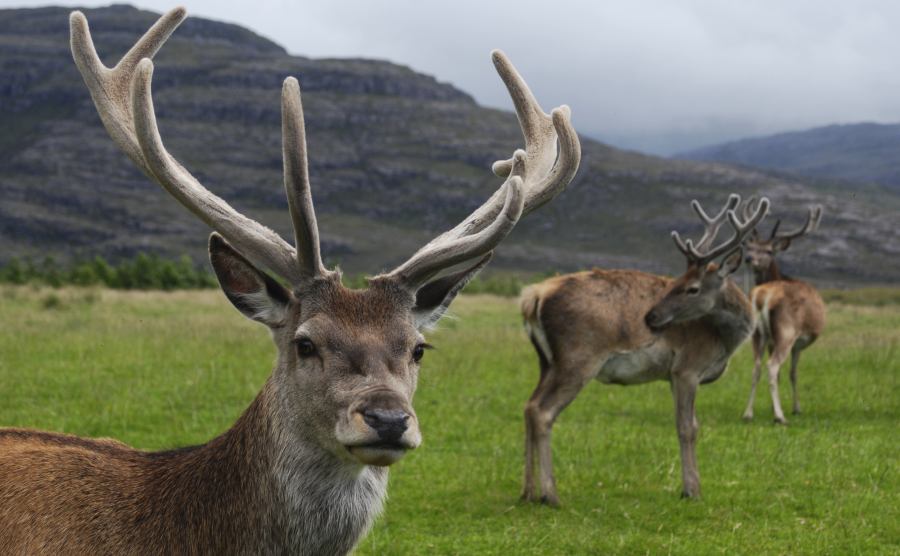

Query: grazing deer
[741,202,826,424]
[0,8,580,554]
[519,194,768,504]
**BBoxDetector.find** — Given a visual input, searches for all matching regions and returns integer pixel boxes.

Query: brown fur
[520,264,753,504]
[0,393,274,554]
[743,279,826,423]
[742,225,827,424]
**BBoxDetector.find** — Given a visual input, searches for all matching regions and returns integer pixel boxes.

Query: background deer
[519,195,768,504]
[741,201,826,424]
[0,8,580,554]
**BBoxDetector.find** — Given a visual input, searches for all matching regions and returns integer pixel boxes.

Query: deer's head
[70,8,580,467]
[645,195,769,332]
[743,200,823,276]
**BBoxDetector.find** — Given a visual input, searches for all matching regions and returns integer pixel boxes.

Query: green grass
[0,286,897,554]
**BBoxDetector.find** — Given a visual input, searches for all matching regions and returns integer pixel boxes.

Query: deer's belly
[596,344,672,385]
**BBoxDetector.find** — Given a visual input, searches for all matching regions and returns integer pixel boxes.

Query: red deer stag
[741,201,826,424]
[519,194,768,504]
[0,8,580,554]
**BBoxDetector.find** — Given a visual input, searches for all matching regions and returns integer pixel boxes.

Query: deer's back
[0,427,273,555]
[522,269,671,357]
[752,280,826,340]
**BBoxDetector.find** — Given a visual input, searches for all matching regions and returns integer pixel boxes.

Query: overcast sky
[5,0,900,154]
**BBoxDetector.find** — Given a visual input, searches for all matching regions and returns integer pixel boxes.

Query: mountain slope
[2,5,899,286]
[677,123,900,190]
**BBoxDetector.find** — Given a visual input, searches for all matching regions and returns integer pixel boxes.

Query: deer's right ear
[412,253,492,330]
[209,233,291,327]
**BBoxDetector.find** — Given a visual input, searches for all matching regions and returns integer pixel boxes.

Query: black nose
[363,408,409,442]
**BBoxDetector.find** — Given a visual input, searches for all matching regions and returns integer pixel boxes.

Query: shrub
[0,254,217,291]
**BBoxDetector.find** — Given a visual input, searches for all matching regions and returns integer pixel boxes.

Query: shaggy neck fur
[703,281,755,354]
[136,381,388,555]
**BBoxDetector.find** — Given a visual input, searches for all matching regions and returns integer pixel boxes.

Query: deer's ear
[717,247,744,278]
[772,237,792,252]
[412,253,492,330]
[209,233,291,327]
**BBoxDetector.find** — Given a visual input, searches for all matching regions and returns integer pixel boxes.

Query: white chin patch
[347,445,409,467]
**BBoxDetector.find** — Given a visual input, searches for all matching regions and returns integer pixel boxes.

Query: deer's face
[270,281,423,467]
[745,236,792,274]
[208,236,484,468]
[744,239,775,273]
[645,250,743,332]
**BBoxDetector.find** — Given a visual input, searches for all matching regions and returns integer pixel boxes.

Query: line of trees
[0,254,217,290]
[0,254,549,296]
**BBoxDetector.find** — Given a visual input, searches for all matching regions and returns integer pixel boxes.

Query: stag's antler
[672,195,770,266]
[741,197,823,244]
[71,9,580,291]
[381,51,581,290]
[71,8,316,284]
[689,194,740,251]
[771,205,823,241]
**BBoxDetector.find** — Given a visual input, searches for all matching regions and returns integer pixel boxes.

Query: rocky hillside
[677,123,900,190]
[2,6,899,286]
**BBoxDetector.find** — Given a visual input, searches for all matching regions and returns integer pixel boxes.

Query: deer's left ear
[773,237,792,252]
[717,247,744,278]
[209,233,291,327]
[412,253,492,330]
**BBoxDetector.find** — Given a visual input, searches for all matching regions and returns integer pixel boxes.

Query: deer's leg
[530,361,595,507]
[672,372,701,498]
[767,343,791,425]
[522,341,552,502]
[742,329,765,420]
[789,346,802,415]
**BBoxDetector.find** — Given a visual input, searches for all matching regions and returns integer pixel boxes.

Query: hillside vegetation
[2,6,899,285]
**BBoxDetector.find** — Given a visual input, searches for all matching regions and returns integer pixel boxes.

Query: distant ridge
[676,122,900,190]
[2,5,899,285]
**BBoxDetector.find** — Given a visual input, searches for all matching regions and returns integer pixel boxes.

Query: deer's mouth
[346,440,413,466]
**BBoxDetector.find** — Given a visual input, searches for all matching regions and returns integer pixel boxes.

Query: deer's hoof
[774,416,788,425]
[539,494,561,508]
[742,412,753,421]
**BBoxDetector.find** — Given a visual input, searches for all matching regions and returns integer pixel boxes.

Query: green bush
[0,254,217,291]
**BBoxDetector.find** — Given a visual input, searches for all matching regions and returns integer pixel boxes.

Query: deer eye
[412,343,430,363]
[686,285,701,296]
[296,338,316,358]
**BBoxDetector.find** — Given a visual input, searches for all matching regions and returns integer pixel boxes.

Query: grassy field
[0,286,897,554]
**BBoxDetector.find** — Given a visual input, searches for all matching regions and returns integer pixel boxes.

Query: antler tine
[131,60,302,282]
[768,219,782,240]
[282,77,332,280]
[693,198,770,264]
[489,50,581,216]
[72,9,304,284]
[773,205,823,241]
[670,230,693,259]
[381,51,580,290]
[740,195,759,223]
[386,178,525,288]
[70,8,186,175]
[691,194,740,251]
